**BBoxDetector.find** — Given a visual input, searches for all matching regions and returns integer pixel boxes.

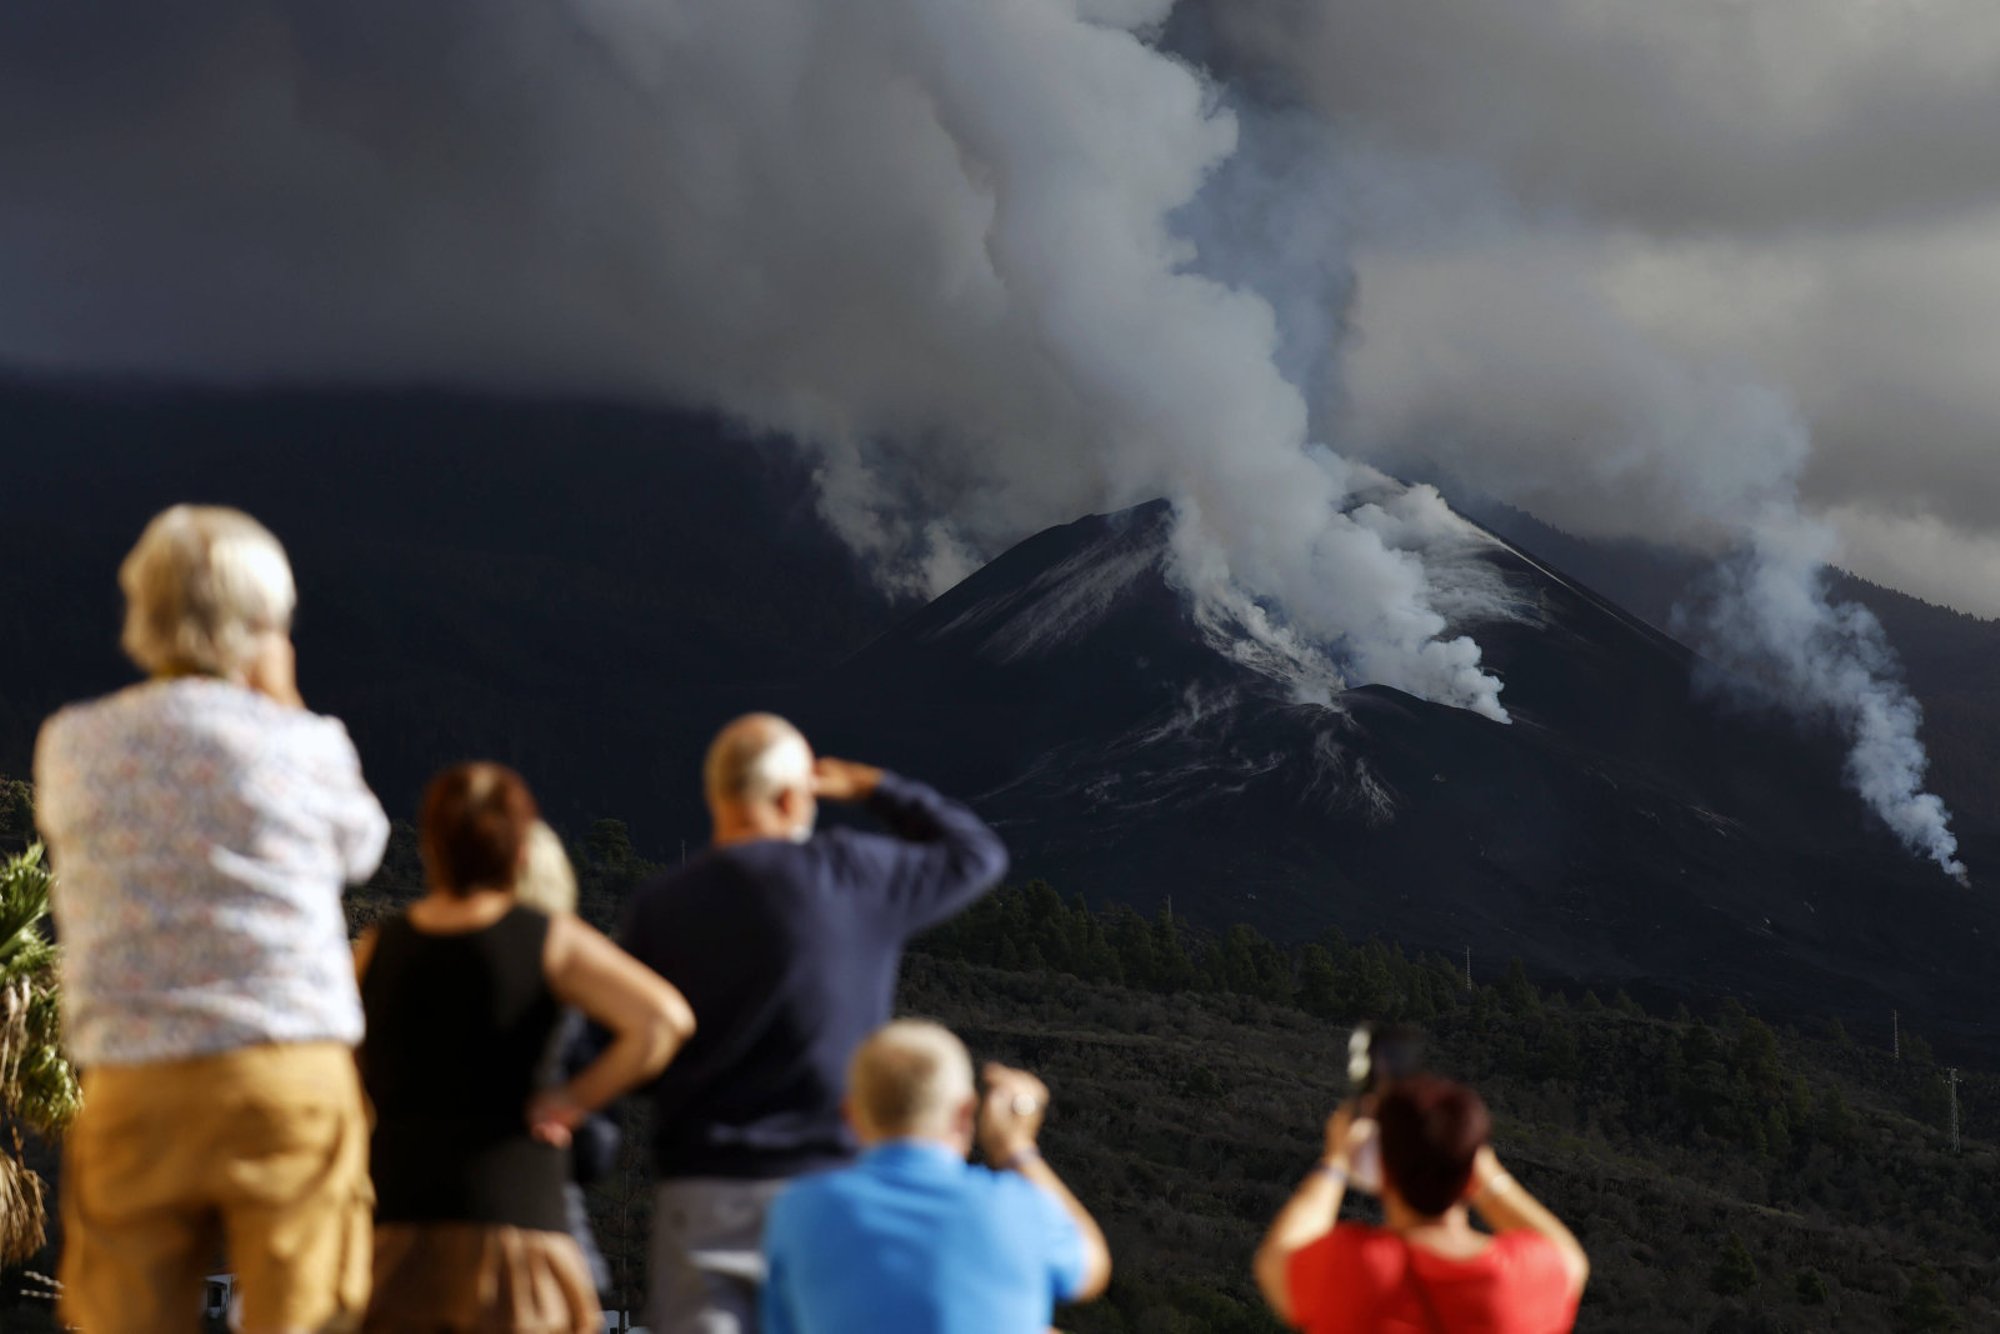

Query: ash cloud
[1200,0,1979,875]
[0,0,1505,719]
[2,1,1988,871]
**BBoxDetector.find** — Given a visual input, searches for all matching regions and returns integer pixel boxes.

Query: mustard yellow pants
[61,1041,372,1334]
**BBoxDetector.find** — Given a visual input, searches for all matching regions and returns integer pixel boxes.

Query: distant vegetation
[903,884,1998,1332]
[7,795,1994,1331]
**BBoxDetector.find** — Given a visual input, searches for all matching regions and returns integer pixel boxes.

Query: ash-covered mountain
[796,499,2000,1056]
[1,381,1993,1056]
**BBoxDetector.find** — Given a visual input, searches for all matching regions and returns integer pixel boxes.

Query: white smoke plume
[1690,509,1967,883]
[1192,9,1970,877]
[0,1,1970,867]
[0,0,1506,721]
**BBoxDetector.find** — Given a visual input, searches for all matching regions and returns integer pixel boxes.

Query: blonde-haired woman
[512,820,619,1299]
[515,821,580,915]
[36,504,390,1334]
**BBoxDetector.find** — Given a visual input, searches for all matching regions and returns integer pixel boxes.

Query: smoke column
[1692,510,1967,881]
[0,1,1967,869]
[1258,150,1971,877]
[0,0,1506,720]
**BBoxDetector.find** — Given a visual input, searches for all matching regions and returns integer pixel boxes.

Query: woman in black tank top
[356,764,697,1334]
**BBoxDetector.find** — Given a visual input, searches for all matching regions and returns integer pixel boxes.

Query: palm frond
[0,1141,49,1266]
[0,841,81,1262]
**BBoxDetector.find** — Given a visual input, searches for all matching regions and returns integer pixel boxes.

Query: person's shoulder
[809,825,905,874]
[970,1165,1073,1225]
[39,682,148,735]
[1491,1230,1569,1278]
[1322,1223,1402,1277]
[769,1165,865,1232]
[36,683,170,765]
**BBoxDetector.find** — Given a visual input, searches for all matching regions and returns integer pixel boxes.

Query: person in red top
[1255,1075,1588,1333]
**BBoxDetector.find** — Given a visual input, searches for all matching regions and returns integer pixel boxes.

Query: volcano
[794,498,2000,1056]
[1,382,1993,1057]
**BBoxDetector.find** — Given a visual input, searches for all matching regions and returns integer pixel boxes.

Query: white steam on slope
[1691,511,1967,882]
[0,0,1507,721]
[1194,8,1969,876]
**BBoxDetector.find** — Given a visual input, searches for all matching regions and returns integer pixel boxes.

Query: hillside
[1445,493,2000,834]
[3,377,1996,1059]
[792,500,2000,1061]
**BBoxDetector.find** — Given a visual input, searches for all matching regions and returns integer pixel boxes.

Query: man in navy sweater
[620,713,1009,1334]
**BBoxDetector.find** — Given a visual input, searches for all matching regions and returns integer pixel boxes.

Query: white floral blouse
[35,677,390,1067]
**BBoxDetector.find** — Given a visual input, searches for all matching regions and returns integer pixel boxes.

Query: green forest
[5,806,1997,1331]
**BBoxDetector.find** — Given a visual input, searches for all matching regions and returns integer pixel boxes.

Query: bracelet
[1475,1171,1515,1198]
[1312,1162,1348,1186]
[1001,1146,1043,1172]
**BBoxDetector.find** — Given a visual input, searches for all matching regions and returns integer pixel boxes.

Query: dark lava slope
[796,500,2000,1057]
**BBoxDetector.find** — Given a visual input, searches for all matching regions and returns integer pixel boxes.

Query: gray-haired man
[619,714,1009,1332]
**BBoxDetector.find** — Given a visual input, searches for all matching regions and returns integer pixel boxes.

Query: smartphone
[1343,1023,1424,1195]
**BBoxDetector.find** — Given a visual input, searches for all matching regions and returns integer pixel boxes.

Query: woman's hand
[1323,1102,1367,1169]
[526,1090,588,1148]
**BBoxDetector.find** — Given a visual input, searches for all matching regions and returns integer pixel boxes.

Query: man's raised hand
[978,1062,1049,1163]
[812,757,884,802]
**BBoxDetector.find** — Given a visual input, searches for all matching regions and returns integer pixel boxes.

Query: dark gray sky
[3,1,1996,618]
[1213,0,2000,615]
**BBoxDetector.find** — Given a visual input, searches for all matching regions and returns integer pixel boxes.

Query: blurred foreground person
[36,505,390,1334]
[1255,1075,1588,1333]
[357,765,695,1333]
[762,1021,1110,1334]
[621,714,1009,1334]
[513,820,623,1301]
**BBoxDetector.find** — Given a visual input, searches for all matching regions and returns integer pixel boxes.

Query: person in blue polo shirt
[761,1020,1112,1334]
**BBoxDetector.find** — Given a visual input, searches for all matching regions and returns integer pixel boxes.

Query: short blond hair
[119,505,295,677]
[514,821,578,915]
[704,713,813,804]
[848,1020,976,1137]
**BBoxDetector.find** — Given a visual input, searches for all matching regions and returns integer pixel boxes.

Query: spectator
[357,764,696,1334]
[620,714,1009,1334]
[762,1020,1110,1334]
[35,504,391,1334]
[513,819,623,1301]
[1255,1075,1588,1333]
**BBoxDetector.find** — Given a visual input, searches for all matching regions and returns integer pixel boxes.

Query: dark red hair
[1376,1075,1491,1216]
[420,763,539,896]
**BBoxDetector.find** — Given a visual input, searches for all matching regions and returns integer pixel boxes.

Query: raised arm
[306,717,391,884]
[1254,1106,1360,1325]
[1467,1146,1590,1295]
[817,760,1009,931]
[530,913,696,1144]
[979,1063,1111,1303]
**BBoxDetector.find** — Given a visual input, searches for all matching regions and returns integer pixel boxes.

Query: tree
[1498,958,1540,1014]
[1895,1266,1960,1333]
[0,846,81,1266]
[1710,1232,1758,1297]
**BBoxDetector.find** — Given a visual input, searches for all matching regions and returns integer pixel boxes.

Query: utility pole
[1947,1067,1962,1154]
[1893,1009,1901,1060]
[1463,946,1473,991]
